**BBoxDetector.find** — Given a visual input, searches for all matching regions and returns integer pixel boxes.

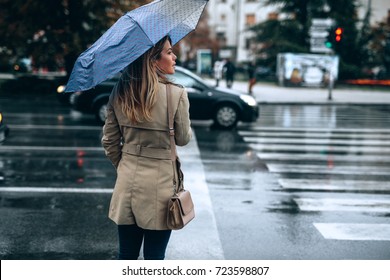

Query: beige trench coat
[102,82,192,230]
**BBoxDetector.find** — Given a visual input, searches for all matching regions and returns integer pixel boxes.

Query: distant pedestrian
[213,60,224,87]
[247,62,256,94]
[223,59,236,88]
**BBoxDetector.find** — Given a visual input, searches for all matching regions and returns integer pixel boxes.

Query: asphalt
[1,73,390,260]
[170,78,390,259]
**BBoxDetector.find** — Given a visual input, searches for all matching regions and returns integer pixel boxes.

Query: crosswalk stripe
[0,187,112,193]
[249,143,390,154]
[240,127,390,133]
[0,146,104,151]
[244,136,389,146]
[267,163,390,175]
[241,124,390,242]
[294,198,390,213]
[314,223,390,241]
[9,124,102,130]
[257,152,390,163]
[240,131,390,140]
[279,179,390,192]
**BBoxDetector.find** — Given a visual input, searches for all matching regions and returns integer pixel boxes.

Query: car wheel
[95,102,108,124]
[214,104,238,128]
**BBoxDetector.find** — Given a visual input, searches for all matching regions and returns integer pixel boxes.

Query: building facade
[206,0,390,64]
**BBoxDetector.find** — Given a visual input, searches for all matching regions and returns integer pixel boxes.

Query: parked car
[69,66,259,128]
[57,75,119,106]
[0,112,10,143]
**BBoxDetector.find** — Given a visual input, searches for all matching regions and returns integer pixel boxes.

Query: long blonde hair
[117,36,171,124]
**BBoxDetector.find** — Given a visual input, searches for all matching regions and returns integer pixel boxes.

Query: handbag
[166,84,195,230]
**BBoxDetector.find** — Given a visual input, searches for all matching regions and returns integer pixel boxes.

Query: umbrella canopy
[65,0,209,92]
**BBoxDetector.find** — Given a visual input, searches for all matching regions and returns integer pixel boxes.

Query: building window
[246,14,256,26]
[245,38,252,50]
[220,14,226,22]
[217,32,227,46]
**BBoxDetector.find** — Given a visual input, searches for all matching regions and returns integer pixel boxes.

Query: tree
[0,0,150,74]
[369,21,390,78]
[250,19,307,70]
[177,8,219,66]
[251,0,362,79]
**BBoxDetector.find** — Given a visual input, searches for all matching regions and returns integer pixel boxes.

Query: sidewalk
[206,78,390,105]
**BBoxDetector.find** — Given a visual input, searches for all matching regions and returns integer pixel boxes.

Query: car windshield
[168,68,213,88]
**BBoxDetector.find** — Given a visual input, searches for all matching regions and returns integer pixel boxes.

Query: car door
[169,70,213,120]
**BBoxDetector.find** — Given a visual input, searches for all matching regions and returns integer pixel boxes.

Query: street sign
[310,18,335,53]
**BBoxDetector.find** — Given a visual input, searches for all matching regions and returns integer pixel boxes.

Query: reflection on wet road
[195,104,390,259]
[237,105,390,254]
[1,87,390,259]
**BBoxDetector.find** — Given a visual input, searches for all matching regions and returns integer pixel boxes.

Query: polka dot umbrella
[65,0,209,92]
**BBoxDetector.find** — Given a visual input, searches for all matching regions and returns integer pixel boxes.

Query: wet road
[0,88,390,259]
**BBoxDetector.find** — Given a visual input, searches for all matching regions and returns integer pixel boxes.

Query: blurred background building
[206,0,389,64]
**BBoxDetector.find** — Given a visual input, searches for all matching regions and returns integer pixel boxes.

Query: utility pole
[327,61,334,100]
[235,0,241,61]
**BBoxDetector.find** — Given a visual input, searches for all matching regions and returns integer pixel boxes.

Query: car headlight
[57,85,66,94]
[0,112,3,123]
[240,95,257,106]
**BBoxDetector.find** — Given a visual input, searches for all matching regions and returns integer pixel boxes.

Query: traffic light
[324,26,343,49]
[325,28,334,48]
[334,27,343,43]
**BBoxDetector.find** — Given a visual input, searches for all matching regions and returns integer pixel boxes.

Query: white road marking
[240,127,390,133]
[314,223,390,241]
[279,179,390,192]
[249,143,390,153]
[294,198,390,213]
[0,146,104,151]
[8,124,102,130]
[257,152,390,163]
[244,136,388,146]
[0,187,112,193]
[268,163,390,175]
[267,163,390,175]
[240,131,390,140]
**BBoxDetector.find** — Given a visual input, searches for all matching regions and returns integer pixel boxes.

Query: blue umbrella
[65,0,209,92]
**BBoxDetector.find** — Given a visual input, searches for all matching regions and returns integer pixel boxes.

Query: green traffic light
[325,41,332,48]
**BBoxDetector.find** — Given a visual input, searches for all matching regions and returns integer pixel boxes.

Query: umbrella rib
[127,14,155,45]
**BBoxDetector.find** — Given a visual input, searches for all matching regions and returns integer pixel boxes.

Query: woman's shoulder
[167,82,184,90]
[160,82,185,94]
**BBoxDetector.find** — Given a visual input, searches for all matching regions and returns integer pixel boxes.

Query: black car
[0,112,10,143]
[71,66,259,128]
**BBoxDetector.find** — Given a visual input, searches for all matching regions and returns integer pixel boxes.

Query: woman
[247,62,256,94]
[102,36,192,260]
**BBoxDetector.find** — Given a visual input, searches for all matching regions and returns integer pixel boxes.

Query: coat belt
[121,143,171,160]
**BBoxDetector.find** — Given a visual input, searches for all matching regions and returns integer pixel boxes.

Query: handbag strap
[166,84,179,192]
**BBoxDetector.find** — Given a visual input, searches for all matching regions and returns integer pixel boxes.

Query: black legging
[117,224,172,260]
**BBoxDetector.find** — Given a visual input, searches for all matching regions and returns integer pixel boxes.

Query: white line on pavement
[257,152,390,163]
[241,127,390,133]
[250,143,390,153]
[314,223,390,241]
[240,131,390,140]
[0,187,112,193]
[0,146,104,151]
[267,163,390,175]
[279,179,390,192]
[168,134,224,260]
[8,124,102,130]
[294,198,390,213]
[244,136,389,146]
